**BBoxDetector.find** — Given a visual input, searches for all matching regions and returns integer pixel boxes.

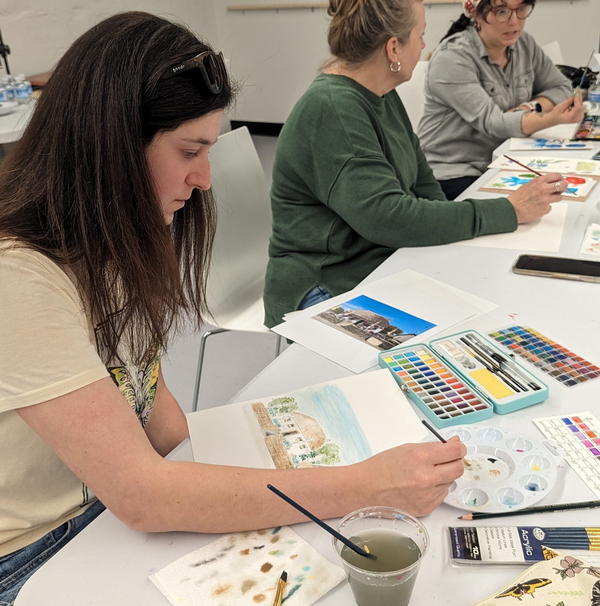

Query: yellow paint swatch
[469,368,513,399]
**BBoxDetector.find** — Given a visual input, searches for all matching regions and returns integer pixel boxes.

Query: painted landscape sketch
[250,383,372,469]
[313,294,436,351]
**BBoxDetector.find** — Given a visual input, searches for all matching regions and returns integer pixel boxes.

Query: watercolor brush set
[449,525,600,564]
[379,330,548,428]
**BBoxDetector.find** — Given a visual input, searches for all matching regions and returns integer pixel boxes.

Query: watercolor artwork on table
[580,223,600,257]
[188,369,428,472]
[509,137,593,151]
[488,155,600,178]
[249,381,373,469]
[480,170,597,201]
[149,526,346,606]
[313,294,436,352]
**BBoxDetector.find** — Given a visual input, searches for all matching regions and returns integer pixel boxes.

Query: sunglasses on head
[161,50,226,94]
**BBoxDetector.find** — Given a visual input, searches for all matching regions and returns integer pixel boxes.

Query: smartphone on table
[512,254,600,283]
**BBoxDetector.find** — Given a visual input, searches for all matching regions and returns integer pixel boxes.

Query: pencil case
[378,329,549,428]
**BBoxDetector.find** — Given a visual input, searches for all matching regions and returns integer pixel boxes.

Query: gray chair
[191,126,281,411]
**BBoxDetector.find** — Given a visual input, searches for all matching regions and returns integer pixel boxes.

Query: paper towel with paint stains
[149,526,346,605]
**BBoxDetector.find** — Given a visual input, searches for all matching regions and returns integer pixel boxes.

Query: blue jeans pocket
[0,500,105,605]
[298,285,332,310]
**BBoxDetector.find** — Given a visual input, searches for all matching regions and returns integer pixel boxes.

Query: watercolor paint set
[438,425,561,512]
[378,330,548,428]
[488,326,600,387]
[534,412,600,498]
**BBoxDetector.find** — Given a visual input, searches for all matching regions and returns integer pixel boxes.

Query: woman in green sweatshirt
[264,0,567,328]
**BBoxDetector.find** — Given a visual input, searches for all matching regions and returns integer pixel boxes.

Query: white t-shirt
[0,240,160,556]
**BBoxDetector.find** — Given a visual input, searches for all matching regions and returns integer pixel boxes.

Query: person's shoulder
[516,30,537,49]
[285,74,344,121]
[312,73,374,105]
[0,240,75,293]
[430,30,477,67]
[511,31,542,61]
[435,30,473,55]
[1,239,58,272]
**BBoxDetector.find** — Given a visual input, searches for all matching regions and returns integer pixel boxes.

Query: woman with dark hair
[264,0,568,328]
[418,0,583,199]
[0,12,468,604]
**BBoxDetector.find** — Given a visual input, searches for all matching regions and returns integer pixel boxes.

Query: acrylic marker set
[489,326,600,387]
[449,526,600,565]
[378,330,548,428]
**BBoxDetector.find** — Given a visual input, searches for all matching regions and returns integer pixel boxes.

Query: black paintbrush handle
[267,484,376,559]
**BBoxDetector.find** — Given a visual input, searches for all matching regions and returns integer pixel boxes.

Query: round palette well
[437,424,562,513]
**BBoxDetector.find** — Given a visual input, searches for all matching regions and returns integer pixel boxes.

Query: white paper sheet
[273,270,496,373]
[188,369,428,468]
[458,203,568,252]
[150,526,346,606]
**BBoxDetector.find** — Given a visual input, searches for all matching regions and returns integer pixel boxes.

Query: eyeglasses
[161,51,226,94]
[488,4,534,22]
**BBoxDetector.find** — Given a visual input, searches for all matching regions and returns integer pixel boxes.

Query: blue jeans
[298,285,332,310]
[0,500,105,605]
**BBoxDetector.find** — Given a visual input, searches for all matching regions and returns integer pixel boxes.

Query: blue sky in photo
[340,295,436,335]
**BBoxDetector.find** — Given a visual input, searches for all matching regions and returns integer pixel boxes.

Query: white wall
[0,0,217,76]
[214,0,600,123]
[1,0,598,122]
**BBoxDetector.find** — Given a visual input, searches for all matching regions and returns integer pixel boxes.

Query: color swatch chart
[534,413,600,497]
[379,346,492,428]
[488,326,600,387]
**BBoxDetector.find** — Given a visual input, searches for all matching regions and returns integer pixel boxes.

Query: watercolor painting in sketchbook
[480,171,597,201]
[250,383,372,469]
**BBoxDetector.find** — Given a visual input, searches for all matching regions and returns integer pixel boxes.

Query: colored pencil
[271,570,287,606]
[458,499,600,520]
[266,484,377,559]
[503,154,543,176]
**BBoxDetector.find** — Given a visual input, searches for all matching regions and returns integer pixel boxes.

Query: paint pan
[534,412,600,498]
[489,326,600,388]
[378,330,548,428]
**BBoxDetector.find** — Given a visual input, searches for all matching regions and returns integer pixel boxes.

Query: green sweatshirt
[263,73,517,327]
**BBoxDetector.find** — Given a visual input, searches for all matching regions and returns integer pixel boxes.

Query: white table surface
[0,101,34,144]
[15,153,600,606]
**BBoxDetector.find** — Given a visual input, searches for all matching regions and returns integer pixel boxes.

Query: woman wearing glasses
[0,12,468,604]
[264,0,568,328]
[418,0,583,199]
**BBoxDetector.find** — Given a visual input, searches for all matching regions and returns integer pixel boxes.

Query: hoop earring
[389,61,402,73]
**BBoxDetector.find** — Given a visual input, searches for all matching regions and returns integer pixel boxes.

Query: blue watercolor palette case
[378,330,548,428]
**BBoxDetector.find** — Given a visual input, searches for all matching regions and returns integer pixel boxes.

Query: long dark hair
[442,0,536,41]
[0,12,233,363]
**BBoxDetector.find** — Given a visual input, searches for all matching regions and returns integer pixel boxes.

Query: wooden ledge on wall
[228,1,461,11]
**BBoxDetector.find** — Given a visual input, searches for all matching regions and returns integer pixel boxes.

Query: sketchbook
[187,369,428,469]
